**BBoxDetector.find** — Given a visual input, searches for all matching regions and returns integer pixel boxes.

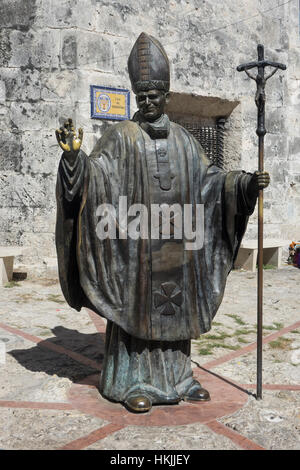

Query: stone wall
[0,0,298,274]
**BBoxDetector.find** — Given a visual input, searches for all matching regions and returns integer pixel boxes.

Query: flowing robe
[55,115,256,403]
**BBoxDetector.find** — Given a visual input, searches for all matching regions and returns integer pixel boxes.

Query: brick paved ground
[0,266,299,451]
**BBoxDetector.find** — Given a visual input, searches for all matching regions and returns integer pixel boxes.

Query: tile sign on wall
[90,85,130,120]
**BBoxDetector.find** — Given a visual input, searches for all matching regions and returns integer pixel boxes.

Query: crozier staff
[237,44,286,400]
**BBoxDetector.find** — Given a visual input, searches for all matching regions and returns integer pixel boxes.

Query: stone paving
[0,265,299,451]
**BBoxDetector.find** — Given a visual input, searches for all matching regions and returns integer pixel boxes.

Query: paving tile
[0,408,107,450]
[85,422,241,450]
[219,391,300,450]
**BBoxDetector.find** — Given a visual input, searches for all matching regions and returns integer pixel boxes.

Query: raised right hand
[55,118,83,162]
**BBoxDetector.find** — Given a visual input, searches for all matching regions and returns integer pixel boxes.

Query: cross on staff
[237,44,286,400]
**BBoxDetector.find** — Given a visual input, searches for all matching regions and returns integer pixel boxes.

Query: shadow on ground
[9,326,105,383]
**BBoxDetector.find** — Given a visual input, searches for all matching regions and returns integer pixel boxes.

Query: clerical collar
[132,112,170,139]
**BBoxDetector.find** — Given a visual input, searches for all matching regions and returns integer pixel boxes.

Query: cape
[55,118,255,341]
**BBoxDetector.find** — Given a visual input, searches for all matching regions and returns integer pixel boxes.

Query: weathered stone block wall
[0,0,298,273]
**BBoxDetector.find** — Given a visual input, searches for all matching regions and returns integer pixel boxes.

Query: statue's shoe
[183,381,211,402]
[125,394,152,413]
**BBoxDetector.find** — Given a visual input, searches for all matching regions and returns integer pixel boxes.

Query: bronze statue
[55,33,270,413]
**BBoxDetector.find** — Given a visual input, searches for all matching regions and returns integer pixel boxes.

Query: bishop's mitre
[128,32,170,94]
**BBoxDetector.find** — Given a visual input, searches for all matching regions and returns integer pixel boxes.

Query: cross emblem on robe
[154,282,182,315]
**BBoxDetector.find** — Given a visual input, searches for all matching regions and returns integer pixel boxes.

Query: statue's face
[136,89,170,122]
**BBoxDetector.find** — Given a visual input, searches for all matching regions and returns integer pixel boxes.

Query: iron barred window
[172,118,226,169]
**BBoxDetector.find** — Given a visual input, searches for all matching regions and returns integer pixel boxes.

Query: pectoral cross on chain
[154,140,174,191]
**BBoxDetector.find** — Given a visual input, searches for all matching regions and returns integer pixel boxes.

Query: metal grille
[172,118,226,169]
